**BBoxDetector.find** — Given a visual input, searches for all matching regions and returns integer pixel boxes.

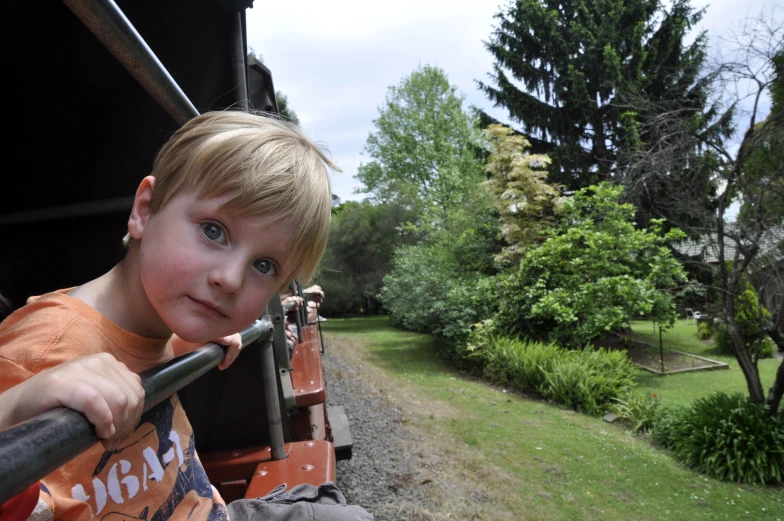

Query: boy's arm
[0,353,144,450]
[170,333,243,370]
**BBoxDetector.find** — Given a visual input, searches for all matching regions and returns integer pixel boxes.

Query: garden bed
[595,333,729,374]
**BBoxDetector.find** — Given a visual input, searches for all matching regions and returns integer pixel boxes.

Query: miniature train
[0,0,351,518]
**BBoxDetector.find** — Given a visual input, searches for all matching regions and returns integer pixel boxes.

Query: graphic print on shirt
[67,395,228,520]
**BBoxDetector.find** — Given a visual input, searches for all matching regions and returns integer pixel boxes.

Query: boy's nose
[208,259,245,295]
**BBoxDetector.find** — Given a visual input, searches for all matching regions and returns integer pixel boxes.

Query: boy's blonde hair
[124,110,337,285]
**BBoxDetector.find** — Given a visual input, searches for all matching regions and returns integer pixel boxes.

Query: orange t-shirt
[0,290,228,520]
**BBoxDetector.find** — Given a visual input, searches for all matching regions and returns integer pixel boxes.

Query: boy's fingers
[87,358,144,444]
[65,380,116,440]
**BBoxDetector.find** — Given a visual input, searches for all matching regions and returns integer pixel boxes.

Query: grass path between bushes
[322,317,783,521]
[631,320,781,408]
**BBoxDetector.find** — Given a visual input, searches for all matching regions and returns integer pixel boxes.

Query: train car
[0,0,351,518]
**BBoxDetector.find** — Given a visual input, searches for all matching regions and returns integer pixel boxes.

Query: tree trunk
[726,315,766,403]
[766,359,784,415]
[764,303,784,414]
[725,276,766,403]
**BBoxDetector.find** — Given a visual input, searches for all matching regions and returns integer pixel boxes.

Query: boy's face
[130,181,298,343]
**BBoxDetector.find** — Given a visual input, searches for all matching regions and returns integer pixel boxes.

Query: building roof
[672,225,783,264]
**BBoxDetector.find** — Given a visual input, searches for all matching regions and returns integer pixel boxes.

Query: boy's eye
[201,222,226,243]
[254,259,277,277]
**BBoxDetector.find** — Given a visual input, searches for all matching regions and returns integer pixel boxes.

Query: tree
[615,13,784,413]
[356,65,484,210]
[495,183,687,347]
[482,124,563,264]
[478,0,713,190]
[317,196,421,317]
[380,188,502,345]
[275,91,300,125]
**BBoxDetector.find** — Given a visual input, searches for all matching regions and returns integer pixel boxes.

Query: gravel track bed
[322,349,437,520]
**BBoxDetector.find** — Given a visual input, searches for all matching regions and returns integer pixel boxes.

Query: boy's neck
[68,252,172,345]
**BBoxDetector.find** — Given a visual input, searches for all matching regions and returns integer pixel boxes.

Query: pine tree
[478,0,714,190]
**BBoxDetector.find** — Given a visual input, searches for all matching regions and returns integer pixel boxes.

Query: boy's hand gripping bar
[0,319,272,505]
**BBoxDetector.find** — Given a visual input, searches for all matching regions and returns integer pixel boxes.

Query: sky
[246,0,779,203]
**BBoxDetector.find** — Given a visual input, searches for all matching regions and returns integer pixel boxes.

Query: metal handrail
[63,0,199,125]
[0,319,272,504]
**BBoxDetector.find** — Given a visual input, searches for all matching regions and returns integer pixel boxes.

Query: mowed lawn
[322,317,783,521]
[631,319,781,408]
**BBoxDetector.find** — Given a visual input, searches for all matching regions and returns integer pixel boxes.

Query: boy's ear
[127,176,156,240]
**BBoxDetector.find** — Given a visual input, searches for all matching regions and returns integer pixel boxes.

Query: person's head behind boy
[122,110,336,344]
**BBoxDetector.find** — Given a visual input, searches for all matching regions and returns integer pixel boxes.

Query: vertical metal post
[228,11,248,110]
[290,282,303,343]
[297,282,309,326]
[266,297,291,370]
[259,336,286,460]
[316,300,325,354]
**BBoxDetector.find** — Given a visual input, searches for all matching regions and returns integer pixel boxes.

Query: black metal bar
[298,283,309,326]
[62,0,199,125]
[317,301,325,354]
[259,338,286,460]
[0,197,134,226]
[267,296,291,371]
[0,320,271,504]
[228,11,248,110]
[290,282,303,344]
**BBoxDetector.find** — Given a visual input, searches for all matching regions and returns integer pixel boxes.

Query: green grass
[631,320,781,406]
[323,317,784,521]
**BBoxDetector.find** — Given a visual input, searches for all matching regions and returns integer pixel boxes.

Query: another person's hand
[302,285,324,303]
[281,295,303,311]
[0,353,145,450]
[307,301,319,323]
[286,326,299,344]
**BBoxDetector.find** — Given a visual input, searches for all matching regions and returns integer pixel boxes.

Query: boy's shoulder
[0,289,174,377]
[0,289,106,374]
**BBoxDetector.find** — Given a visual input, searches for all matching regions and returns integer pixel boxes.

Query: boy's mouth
[188,296,228,317]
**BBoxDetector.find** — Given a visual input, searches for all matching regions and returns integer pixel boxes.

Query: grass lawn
[323,317,783,521]
[630,319,781,407]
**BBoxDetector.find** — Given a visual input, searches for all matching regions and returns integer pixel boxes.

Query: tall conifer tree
[479,0,713,190]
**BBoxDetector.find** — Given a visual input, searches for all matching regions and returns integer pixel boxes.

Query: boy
[0,111,336,520]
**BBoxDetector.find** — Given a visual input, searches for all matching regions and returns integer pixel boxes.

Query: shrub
[759,337,777,359]
[474,335,637,415]
[609,392,661,434]
[651,402,689,449]
[544,348,637,415]
[696,321,712,340]
[669,392,784,484]
[714,287,774,358]
[473,334,565,394]
[494,184,686,347]
[716,327,776,359]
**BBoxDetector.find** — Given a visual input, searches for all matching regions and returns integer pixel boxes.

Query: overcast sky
[246,0,779,202]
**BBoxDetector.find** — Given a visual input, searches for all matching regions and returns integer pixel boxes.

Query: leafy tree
[615,13,784,412]
[317,197,420,317]
[479,0,714,190]
[482,124,563,264]
[356,65,484,209]
[380,189,503,346]
[275,90,300,125]
[495,183,687,347]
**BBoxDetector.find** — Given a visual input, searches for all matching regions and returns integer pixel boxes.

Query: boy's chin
[173,328,231,345]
